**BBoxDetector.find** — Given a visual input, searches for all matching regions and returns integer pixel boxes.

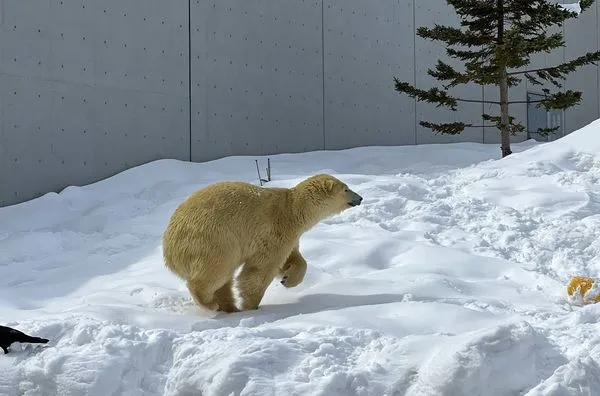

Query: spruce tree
[394,0,600,157]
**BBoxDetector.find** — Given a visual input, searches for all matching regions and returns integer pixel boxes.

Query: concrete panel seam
[481,84,484,143]
[597,0,600,118]
[412,0,417,145]
[321,0,325,150]
[188,0,192,161]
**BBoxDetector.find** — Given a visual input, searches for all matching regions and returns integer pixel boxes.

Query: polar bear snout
[347,190,363,207]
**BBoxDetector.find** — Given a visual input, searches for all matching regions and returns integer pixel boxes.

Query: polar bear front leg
[279,245,307,288]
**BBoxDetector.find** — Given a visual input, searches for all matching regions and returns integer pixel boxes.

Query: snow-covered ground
[3,120,600,395]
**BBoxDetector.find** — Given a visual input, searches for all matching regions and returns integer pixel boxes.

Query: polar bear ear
[324,179,335,192]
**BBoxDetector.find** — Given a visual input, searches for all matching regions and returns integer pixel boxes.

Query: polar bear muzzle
[346,189,363,207]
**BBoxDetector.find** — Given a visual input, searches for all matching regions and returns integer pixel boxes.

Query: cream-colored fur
[162,174,363,313]
[275,243,307,289]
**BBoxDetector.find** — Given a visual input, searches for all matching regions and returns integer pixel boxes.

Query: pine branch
[580,0,594,13]
[536,90,583,110]
[395,77,503,106]
[508,51,600,78]
[534,125,561,136]
[417,25,493,47]
[503,31,564,68]
[511,121,526,134]
[516,51,600,89]
[524,71,563,89]
[447,0,498,32]
[428,60,472,87]
[525,72,562,88]
[518,66,565,76]
[394,78,459,109]
[420,121,470,135]
[509,1,583,32]
[460,62,522,86]
[482,113,525,135]
[446,47,492,62]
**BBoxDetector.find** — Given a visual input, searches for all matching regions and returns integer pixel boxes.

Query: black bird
[0,325,49,354]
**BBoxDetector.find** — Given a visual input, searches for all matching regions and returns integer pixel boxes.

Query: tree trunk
[499,69,512,157]
[497,0,512,158]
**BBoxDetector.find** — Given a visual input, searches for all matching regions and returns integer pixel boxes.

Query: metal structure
[1,1,599,206]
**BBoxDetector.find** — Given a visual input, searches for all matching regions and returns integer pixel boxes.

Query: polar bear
[162,174,363,313]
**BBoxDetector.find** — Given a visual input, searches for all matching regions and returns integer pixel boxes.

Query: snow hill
[3,119,600,395]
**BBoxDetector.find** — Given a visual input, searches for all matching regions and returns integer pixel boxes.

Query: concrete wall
[1,0,599,206]
[323,0,416,149]
[190,0,325,162]
[0,0,190,206]
[563,0,600,134]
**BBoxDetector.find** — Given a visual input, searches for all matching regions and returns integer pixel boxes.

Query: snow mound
[5,118,600,394]
[406,321,565,396]
[526,356,600,396]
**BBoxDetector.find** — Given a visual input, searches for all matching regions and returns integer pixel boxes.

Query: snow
[4,118,600,395]
[560,1,582,14]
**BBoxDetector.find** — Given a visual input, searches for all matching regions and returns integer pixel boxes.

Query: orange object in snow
[567,276,600,304]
